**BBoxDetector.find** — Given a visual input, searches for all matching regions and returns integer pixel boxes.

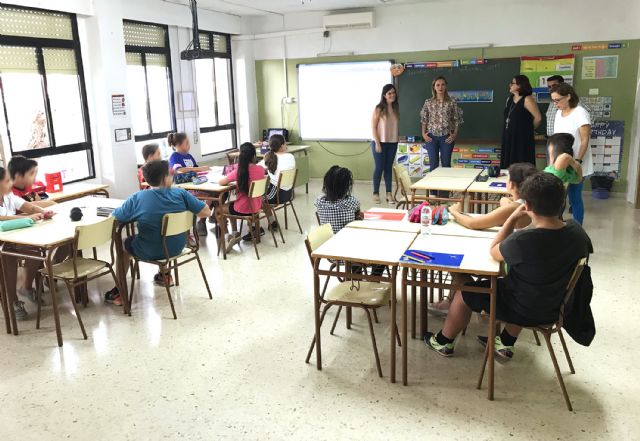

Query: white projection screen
[297,61,393,141]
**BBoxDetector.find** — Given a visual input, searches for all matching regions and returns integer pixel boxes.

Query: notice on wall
[582,96,613,119]
[520,54,575,103]
[582,55,619,79]
[111,94,126,117]
[590,120,624,178]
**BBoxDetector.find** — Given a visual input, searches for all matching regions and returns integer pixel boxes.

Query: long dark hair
[375,84,399,118]
[264,134,285,174]
[322,165,353,202]
[167,132,188,150]
[512,75,533,97]
[237,142,257,194]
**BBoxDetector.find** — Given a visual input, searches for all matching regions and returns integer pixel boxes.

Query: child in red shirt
[8,156,55,208]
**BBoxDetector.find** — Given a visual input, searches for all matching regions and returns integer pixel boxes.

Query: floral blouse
[419,98,464,137]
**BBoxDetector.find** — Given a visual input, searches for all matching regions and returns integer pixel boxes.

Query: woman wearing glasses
[550,83,592,225]
[500,75,542,168]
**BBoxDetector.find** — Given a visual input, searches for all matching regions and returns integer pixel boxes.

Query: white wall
[247,0,640,60]
[626,52,640,204]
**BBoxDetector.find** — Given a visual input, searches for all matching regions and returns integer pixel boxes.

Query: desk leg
[401,267,408,386]
[0,248,19,335]
[410,268,417,339]
[488,276,496,400]
[45,249,63,347]
[390,268,397,384]
[0,257,11,334]
[313,260,322,370]
[411,189,416,208]
[420,269,427,337]
[216,193,228,260]
[115,230,131,316]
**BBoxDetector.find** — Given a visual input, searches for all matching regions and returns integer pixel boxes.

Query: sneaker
[270,221,279,231]
[153,272,174,287]
[423,331,454,357]
[196,220,208,236]
[19,287,45,306]
[477,335,514,360]
[14,301,28,321]
[104,287,122,306]
[242,227,265,242]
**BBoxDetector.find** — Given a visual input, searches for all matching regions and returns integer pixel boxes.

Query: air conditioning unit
[323,11,375,30]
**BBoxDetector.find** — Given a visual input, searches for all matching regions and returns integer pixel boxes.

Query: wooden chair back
[249,177,269,198]
[304,224,333,264]
[75,216,115,251]
[557,257,588,327]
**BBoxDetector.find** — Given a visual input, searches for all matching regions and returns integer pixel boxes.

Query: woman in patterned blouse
[419,76,463,171]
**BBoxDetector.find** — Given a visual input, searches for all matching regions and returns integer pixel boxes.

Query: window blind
[123,22,166,47]
[0,45,39,73]
[0,5,73,40]
[43,48,77,75]
[198,33,210,50]
[213,34,228,53]
[125,52,143,66]
[145,53,167,67]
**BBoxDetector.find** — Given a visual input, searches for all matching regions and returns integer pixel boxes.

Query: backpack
[563,258,595,346]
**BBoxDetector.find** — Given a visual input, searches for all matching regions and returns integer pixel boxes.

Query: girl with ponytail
[259,134,296,204]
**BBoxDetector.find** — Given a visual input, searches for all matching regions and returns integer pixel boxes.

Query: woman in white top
[371,83,399,204]
[550,83,592,225]
[260,134,296,204]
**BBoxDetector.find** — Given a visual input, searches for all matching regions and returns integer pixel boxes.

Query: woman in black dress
[500,75,542,168]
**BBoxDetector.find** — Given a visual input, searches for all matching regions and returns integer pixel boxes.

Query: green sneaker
[477,335,514,360]
[423,331,454,357]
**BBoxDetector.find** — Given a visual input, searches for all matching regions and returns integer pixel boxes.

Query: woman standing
[420,76,463,171]
[371,83,399,204]
[500,75,542,168]
[550,83,592,225]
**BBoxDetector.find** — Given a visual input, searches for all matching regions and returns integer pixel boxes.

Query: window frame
[0,5,95,182]
[196,30,237,155]
[123,19,177,143]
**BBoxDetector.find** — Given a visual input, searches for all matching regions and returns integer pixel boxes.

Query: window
[194,31,236,155]
[0,5,93,182]
[124,20,176,143]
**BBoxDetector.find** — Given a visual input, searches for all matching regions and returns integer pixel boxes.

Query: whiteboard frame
[296,60,395,142]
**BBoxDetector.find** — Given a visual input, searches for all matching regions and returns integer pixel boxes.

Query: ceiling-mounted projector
[180,0,215,60]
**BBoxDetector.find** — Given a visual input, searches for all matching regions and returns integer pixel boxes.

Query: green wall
[255,40,640,192]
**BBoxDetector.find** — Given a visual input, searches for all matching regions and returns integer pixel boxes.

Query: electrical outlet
[283,96,296,104]
[589,88,599,95]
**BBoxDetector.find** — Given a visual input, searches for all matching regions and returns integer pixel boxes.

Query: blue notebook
[489,182,507,188]
[400,249,464,268]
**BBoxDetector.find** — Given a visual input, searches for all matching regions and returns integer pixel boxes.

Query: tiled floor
[1,180,639,440]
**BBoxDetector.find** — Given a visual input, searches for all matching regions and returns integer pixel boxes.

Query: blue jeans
[567,179,585,225]
[372,142,398,193]
[425,134,454,171]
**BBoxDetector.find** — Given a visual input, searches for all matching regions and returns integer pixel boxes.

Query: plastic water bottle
[420,205,432,236]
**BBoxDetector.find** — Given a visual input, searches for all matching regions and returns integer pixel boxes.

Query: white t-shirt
[554,106,593,177]
[260,152,296,190]
[0,193,26,217]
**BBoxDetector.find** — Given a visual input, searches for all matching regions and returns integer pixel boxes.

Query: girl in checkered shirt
[314,166,362,233]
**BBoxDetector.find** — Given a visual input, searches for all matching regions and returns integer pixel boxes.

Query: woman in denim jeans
[371,84,399,204]
[420,76,463,171]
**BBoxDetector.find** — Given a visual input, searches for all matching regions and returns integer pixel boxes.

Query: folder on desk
[400,249,464,268]
[363,211,406,221]
[489,182,507,188]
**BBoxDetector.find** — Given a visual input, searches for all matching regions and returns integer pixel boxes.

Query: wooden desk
[48,183,110,202]
[310,227,418,383]
[227,145,311,193]
[399,234,500,400]
[0,197,124,346]
[346,220,420,233]
[466,170,510,214]
[430,217,500,239]
[410,175,476,206]
[427,167,483,179]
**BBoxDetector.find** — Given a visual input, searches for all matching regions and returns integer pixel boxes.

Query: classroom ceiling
[164,0,430,16]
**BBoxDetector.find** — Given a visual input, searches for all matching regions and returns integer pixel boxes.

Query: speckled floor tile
[1,180,638,440]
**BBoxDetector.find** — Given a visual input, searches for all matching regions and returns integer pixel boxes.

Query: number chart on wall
[297,60,392,141]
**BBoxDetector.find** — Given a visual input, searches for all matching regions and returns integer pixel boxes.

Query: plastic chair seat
[40,258,110,280]
[325,282,390,306]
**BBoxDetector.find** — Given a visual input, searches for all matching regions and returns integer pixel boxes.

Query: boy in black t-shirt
[424,172,591,359]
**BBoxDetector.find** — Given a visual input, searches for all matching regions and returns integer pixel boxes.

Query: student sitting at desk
[167,132,209,174]
[424,173,591,359]
[544,133,582,186]
[0,166,50,320]
[218,142,267,244]
[260,134,295,205]
[315,165,362,234]
[447,162,537,230]
[111,160,211,301]
[8,156,55,208]
[138,143,162,186]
